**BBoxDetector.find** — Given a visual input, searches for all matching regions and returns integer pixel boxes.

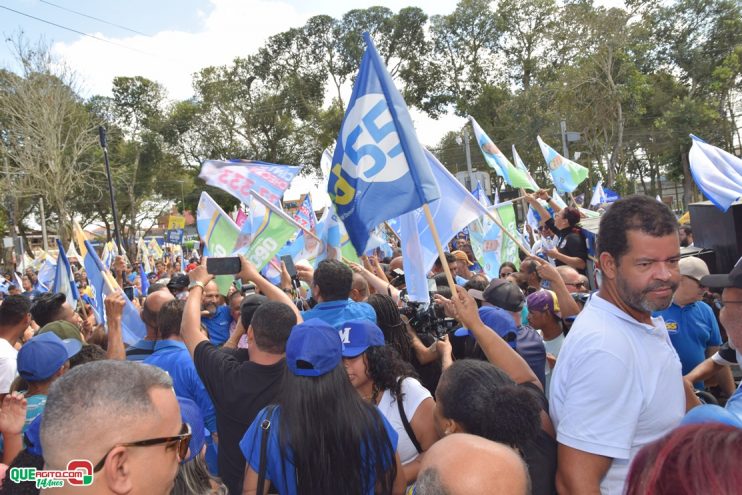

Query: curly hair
[367,294,413,363]
[365,345,417,404]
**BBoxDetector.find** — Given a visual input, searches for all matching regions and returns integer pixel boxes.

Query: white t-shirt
[549,294,685,495]
[0,339,18,394]
[377,377,431,465]
[543,332,565,395]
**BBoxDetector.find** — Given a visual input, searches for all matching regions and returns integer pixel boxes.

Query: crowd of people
[0,193,738,494]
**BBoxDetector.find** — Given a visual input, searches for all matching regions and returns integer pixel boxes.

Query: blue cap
[339,320,385,357]
[18,332,82,382]
[453,306,517,349]
[177,397,205,462]
[681,404,742,429]
[25,414,43,456]
[286,319,342,377]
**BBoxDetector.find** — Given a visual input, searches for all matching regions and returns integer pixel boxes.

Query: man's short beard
[202,303,217,316]
[616,276,678,314]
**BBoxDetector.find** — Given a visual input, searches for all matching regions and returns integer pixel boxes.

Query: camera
[400,293,457,339]
[389,268,406,288]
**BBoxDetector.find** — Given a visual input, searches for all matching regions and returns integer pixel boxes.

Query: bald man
[415,434,530,495]
[350,273,369,302]
[126,288,175,361]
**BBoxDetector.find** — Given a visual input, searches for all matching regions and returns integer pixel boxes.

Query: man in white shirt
[0,295,32,394]
[549,195,689,495]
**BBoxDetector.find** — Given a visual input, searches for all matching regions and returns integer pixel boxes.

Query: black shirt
[521,382,558,495]
[194,341,285,495]
[545,218,588,274]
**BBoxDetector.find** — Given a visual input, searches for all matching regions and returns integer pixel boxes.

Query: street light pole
[462,128,474,191]
[39,197,48,251]
[98,126,124,253]
[178,180,185,215]
[560,118,570,160]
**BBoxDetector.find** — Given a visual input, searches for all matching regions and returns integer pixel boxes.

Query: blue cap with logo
[454,306,518,349]
[18,332,82,382]
[339,320,386,358]
[286,319,342,377]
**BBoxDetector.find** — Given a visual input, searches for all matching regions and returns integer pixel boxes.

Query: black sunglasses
[93,422,192,472]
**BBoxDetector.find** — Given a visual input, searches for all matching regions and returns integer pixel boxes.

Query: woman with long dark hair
[342,320,439,486]
[240,319,404,495]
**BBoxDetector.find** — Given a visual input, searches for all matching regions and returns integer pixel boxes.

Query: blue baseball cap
[177,396,205,462]
[286,319,342,377]
[339,320,386,357]
[454,306,518,349]
[18,332,82,382]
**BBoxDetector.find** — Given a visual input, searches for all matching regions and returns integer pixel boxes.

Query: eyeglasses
[566,282,586,289]
[93,422,191,472]
[719,301,742,308]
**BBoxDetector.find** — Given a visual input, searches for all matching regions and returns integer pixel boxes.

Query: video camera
[400,293,457,339]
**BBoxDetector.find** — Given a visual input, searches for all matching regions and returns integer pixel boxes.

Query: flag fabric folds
[199,160,302,206]
[590,180,608,207]
[241,194,302,271]
[511,145,540,191]
[328,32,440,255]
[197,191,240,294]
[688,134,742,211]
[54,239,80,310]
[468,116,538,191]
[400,149,489,301]
[537,136,589,194]
[469,202,520,280]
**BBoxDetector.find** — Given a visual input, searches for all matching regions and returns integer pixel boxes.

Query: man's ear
[103,446,134,494]
[599,251,618,281]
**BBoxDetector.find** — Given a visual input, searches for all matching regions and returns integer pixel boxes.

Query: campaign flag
[83,240,146,345]
[688,134,742,211]
[511,144,540,191]
[537,136,589,194]
[37,257,56,291]
[137,238,152,274]
[468,116,537,191]
[313,207,360,265]
[241,194,303,271]
[197,191,240,294]
[472,181,492,207]
[66,241,80,262]
[468,202,520,279]
[294,195,317,231]
[579,207,600,219]
[399,149,489,301]
[235,209,248,228]
[399,210,429,302]
[139,263,150,296]
[551,189,569,210]
[590,180,608,207]
[13,271,23,291]
[199,160,302,206]
[101,242,114,270]
[53,239,80,310]
[328,32,440,254]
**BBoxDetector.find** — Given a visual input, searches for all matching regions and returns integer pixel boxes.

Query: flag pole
[422,204,457,290]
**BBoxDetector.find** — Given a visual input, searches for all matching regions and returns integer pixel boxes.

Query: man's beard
[616,276,678,313]
[202,303,217,316]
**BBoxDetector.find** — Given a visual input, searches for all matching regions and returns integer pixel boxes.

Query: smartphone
[206,257,242,275]
[281,255,299,288]
[123,286,135,301]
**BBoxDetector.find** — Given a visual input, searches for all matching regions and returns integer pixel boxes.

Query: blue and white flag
[199,160,302,207]
[294,195,317,231]
[328,32,440,254]
[37,257,56,292]
[688,134,742,211]
[551,189,569,210]
[590,180,608,207]
[537,136,589,194]
[400,149,488,302]
[472,181,492,207]
[54,239,80,310]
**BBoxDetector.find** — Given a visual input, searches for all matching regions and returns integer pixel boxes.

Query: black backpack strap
[396,378,422,454]
[256,405,276,495]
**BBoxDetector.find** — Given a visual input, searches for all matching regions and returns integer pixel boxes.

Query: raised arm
[349,262,400,303]
[525,256,581,318]
[182,261,214,356]
[237,255,302,323]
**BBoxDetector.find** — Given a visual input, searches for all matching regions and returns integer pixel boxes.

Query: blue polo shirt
[240,406,397,495]
[201,305,232,345]
[125,339,156,361]
[300,299,376,330]
[655,301,721,384]
[144,340,217,432]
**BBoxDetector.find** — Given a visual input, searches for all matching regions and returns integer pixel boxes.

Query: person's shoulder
[399,376,431,398]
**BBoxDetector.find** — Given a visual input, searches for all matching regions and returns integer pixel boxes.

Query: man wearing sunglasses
[41,360,186,494]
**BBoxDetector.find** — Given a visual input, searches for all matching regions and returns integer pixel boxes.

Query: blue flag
[328,32,440,254]
[54,239,80,310]
[139,263,150,296]
[688,134,742,211]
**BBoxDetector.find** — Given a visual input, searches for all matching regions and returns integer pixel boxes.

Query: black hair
[278,364,397,495]
[433,273,449,289]
[464,275,488,292]
[0,294,31,327]
[433,253,456,269]
[499,262,517,277]
[69,344,107,368]
[367,294,413,364]
[157,299,186,339]
[436,359,541,453]
[147,282,167,295]
[562,207,581,228]
[29,292,67,328]
[250,301,296,354]
[2,448,44,494]
[597,195,678,264]
[365,344,417,403]
[313,259,352,301]
[679,224,692,235]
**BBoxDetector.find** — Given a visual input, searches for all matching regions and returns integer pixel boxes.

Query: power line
[38,0,148,37]
[0,4,162,58]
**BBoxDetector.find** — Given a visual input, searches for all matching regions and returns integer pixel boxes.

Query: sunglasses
[93,422,192,472]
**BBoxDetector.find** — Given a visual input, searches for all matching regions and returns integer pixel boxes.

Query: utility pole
[4,156,20,270]
[39,197,48,251]
[560,118,570,160]
[462,127,474,191]
[99,126,124,253]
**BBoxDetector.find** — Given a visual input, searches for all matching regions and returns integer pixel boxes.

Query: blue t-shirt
[300,299,376,330]
[201,305,233,345]
[240,406,398,495]
[725,350,742,421]
[655,302,721,383]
